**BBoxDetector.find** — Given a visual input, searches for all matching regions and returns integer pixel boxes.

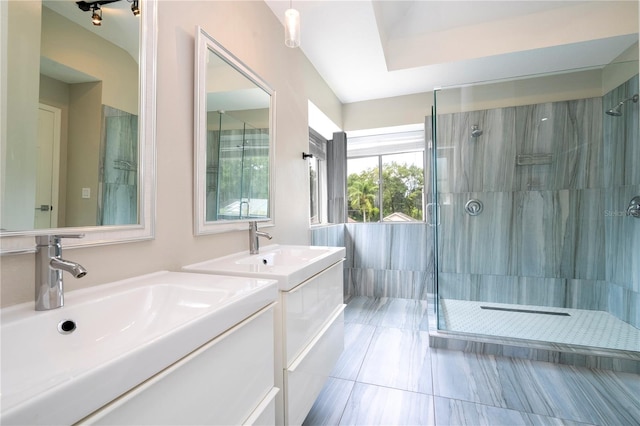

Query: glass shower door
[430,65,640,355]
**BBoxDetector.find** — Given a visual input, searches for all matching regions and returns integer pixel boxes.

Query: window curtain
[327,131,347,223]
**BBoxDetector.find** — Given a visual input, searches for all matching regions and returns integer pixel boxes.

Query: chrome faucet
[35,235,87,311]
[249,221,272,255]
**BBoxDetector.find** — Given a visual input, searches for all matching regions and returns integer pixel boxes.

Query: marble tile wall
[310,223,434,300]
[310,77,639,331]
[429,75,640,330]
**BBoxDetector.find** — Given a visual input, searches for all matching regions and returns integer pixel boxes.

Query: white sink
[0,271,277,425]
[183,244,346,291]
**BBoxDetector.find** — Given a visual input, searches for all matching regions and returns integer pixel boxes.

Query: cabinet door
[282,260,343,366]
[79,306,275,425]
[284,305,345,426]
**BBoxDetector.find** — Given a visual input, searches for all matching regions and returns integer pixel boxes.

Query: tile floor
[302,296,640,426]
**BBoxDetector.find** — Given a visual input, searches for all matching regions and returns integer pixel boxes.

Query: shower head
[471,124,483,138]
[606,104,623,116]
[605,94,639,116]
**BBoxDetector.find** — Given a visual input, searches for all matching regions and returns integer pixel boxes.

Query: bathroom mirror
[194,27,275,235]
[0,0,157,253]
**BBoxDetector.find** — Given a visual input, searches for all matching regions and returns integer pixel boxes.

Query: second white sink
[183,244,346,291]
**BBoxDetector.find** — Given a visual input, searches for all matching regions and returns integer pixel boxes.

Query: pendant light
[284,0,300,48]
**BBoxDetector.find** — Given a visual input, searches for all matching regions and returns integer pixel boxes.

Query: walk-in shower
[605,93,639,116]
[428,68,640,364]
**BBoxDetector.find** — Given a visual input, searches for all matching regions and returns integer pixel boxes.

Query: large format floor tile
[304,296,640,426]
[357,327,432,393]
[330,323,376,381]
[431,348,640,425]
[433,396,597,426]
[339,383,434,426]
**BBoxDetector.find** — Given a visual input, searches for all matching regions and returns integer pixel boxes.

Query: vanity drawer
[284,304,345,426]
[79,305,275,425]
[281,260,343,366]
[243,387,279,426]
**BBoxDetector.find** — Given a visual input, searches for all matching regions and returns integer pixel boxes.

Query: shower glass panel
[206,111,269,221]
[99,105,139,226]
[430,60,640,354]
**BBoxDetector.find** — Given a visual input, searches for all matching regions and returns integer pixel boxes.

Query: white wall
[342,66,639,133]
[2,1,40,231]
[0,0,341,307]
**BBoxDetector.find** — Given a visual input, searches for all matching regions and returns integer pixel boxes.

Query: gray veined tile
[434,396,597,426]
[330,322,376,381]
[372,298,430,331]
[357,327,432,394]
[344,296,381,324]
[303,377,355,426]
[431,348,640,425]
[431,349,569,417]
[339,383,434,426]
[524,361,640,425]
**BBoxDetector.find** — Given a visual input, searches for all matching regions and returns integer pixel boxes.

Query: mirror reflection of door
[35,103,61,229]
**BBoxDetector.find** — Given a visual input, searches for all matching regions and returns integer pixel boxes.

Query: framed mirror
[194,26,275,235]
[1,0,157,253]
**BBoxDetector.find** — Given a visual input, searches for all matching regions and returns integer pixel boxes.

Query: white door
[35,103,61,228]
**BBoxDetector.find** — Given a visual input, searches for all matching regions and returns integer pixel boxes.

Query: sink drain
[58,319,77,335]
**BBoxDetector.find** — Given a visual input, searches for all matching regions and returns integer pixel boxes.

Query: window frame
[308,128,328,225]
[346,130,426,223]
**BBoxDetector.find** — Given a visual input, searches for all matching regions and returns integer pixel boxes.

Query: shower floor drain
[480,306,570,316]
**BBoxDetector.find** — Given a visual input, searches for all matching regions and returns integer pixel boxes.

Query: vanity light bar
[76,0,140,25]
[75,0,120,13]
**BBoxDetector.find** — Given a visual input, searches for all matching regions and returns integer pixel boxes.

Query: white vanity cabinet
[276,260,345,426]
[182,244,347,425]
[78,305,278,425]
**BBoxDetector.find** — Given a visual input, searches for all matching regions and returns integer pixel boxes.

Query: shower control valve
[465,199,483,216]
[627,196,640,219]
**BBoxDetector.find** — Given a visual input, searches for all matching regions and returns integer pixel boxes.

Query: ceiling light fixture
[91,4,102,26]
[284,0,300,48]
[130,0,140,16]
[77,1,139,25]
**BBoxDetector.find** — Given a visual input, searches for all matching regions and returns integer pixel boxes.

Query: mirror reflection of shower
[605,93,639,116]
[471,124,483,137]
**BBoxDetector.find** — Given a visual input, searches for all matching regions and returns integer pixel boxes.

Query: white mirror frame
[0,0,157,254]
[194,26,276,235]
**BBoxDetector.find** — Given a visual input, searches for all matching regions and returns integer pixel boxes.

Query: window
[347,130,425,223]
[308,129,327,225]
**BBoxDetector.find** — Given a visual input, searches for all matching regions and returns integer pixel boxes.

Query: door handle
[35,205,52,212]
[427,203,440,226]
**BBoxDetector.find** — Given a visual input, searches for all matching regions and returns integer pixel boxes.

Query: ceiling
[264,0,639,104]
[41,0,638,105]
[42,0,139,83]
